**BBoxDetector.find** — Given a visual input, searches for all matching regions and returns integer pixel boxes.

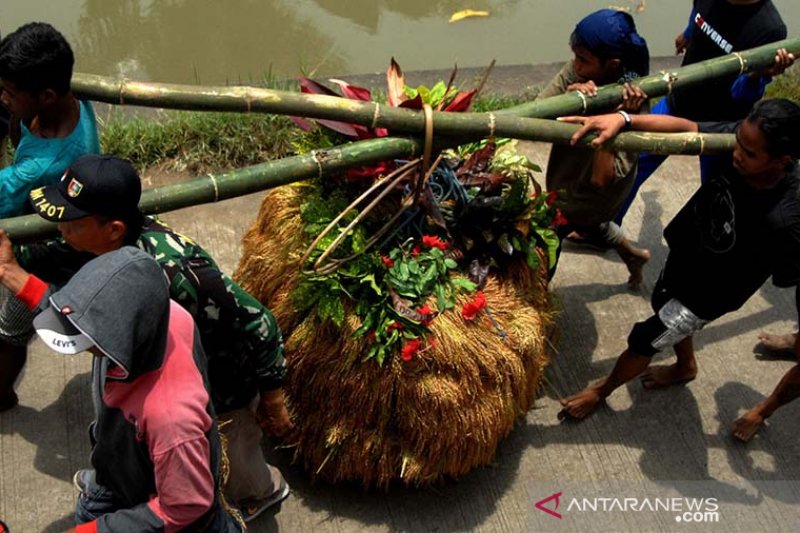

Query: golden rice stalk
[236,186,555,488]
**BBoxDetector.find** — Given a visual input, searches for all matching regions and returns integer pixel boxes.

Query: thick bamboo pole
[0,127,732,241]
[72,38,800,128]
[2,137,420,241]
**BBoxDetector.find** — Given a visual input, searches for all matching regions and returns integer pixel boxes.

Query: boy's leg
[219,398,287,520]
[560,348,653,419]
[0,287,37,411]
[0,342,25,411]
[757,332,798,354]
[74,469,119,524]
[640,336,698,389]
[561,295,709,419]
[594,222,650,289]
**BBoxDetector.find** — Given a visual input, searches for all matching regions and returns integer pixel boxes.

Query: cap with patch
[33,305,94,355]
[29,154,142,222]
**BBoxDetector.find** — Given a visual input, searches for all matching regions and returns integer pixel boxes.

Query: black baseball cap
[29,154,142,222]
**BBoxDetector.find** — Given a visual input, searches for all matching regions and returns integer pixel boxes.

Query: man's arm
[730,48,796,104]
[559,112,698,148]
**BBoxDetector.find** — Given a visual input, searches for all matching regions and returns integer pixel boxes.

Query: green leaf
[317,292,345,327]
[354,312,374,337]
[444,258,458,269]
[435,283,447,311]
[360,274,382,295]
[398,262,410,281]
[422,264,438,286]
[408,260,420,275]
[535,227,560,270]
[451,277,477,292]
[375,345,387,366]
[366,344,378,360]
[525,241,541,270]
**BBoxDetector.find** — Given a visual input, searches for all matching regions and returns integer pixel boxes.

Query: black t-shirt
[661,120,800,319]
[668,0,786,121]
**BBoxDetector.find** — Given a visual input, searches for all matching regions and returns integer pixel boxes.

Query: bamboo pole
[0,126,732,241]
[9,38,779,240]
[72,37,800,128]
[2,137,420,241]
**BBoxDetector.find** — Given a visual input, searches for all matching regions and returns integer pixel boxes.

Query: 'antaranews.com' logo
[535,491,720,524]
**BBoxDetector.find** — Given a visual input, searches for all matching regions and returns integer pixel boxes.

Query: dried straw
[235,186,555,488]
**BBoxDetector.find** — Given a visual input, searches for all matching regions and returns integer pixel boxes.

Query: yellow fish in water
[449,9,490,23]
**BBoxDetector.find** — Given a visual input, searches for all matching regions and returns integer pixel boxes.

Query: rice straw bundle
[235,185,554,488]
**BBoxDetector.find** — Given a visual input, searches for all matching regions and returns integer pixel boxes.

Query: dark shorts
[626,269,713,357]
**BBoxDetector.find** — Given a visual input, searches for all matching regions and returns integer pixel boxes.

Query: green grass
[471,90,538,112]
[765,65,800,104]
[99,109,308,173]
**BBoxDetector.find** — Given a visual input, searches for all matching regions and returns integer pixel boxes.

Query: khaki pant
[218,398,283,504]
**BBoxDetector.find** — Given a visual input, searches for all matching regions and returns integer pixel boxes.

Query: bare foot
[617,245,650,290]
[732,409,766,442]
[559,380,608,419]
[640,363,697,390]
[757,332,797,354]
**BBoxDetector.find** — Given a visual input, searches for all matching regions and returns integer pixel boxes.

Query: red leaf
[328,78,372,101]
[298,76,340,97]
[290,116,314,131]
[443,90,476,112]
[399,95,424,109]
[314,118,362,138]
[552,209,568,227]
[386,57,406,107]
[456,139,496,177]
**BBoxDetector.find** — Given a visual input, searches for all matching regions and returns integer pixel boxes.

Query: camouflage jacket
[18,216,286,413]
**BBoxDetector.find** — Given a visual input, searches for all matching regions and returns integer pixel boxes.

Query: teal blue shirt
[0,100,100,218]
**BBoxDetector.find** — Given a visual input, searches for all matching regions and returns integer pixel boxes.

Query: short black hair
[747,99,800,161]
[0,22,74,95]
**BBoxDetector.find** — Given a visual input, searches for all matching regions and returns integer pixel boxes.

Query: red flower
[381,256,395,268]
[546,190,558,206]
[411,245,421,257]
[462,291,487,321]
[422,235,448,250]
[387,321,404,332]
[417,304,434,326]
[552,209,568,227]
[401,339,421,361]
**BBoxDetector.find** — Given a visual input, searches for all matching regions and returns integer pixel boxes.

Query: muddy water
[3,0,798,84]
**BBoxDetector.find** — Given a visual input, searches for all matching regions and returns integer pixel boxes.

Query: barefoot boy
[536,9,651,288]
[558,98,800,431]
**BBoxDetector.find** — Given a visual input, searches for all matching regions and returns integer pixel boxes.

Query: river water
[3,0,798,84]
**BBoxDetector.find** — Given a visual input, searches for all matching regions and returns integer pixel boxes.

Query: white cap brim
[33,306,94,355]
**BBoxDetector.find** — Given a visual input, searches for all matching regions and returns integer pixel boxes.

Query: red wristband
[75,520,98,533]
[16,274,48,310]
